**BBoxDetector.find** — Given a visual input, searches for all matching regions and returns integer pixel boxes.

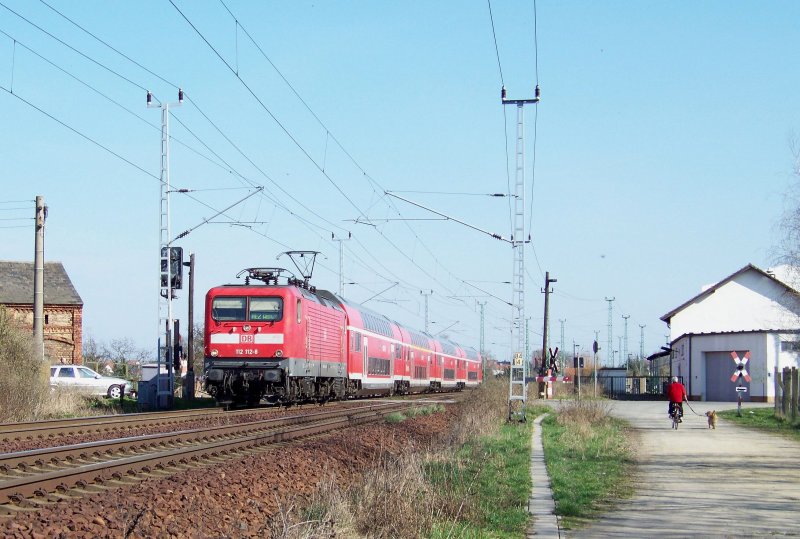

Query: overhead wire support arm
[172,186,263,242]
[385,191,510,243]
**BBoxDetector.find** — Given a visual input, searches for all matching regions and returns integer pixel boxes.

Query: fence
[775,367,799,421]
[575,375,680,400]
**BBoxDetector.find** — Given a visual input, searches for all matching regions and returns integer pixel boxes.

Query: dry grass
[267,450,446,539]
[445,377,508,446]
[0,308,97,422]
[0,307,48,422]
[267,379,512,538]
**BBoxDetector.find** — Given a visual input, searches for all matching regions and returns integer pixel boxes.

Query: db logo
[240,334,255,344]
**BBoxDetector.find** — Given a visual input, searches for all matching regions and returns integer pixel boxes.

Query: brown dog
[705,410,717,429]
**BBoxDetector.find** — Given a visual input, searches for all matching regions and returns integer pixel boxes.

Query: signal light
[160,246,184,289]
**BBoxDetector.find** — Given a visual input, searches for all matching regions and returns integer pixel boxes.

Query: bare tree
[777,137,800,268]
[191,323,204,374]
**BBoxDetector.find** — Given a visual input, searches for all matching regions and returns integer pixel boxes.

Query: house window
[781,341,800,352]
[45,314,49,325]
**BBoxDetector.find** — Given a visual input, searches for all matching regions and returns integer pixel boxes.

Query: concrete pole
[184,253,195,401]
[33,195,46,369]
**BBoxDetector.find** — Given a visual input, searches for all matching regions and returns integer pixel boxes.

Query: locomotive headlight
[275,350,283,357]
[210,349,219,357]
[243,324,251,332]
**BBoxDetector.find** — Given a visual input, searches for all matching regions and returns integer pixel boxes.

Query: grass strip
[718,407,800,441]
[428,422,532,538]
[428,404,552,538]
[540,402,633,530]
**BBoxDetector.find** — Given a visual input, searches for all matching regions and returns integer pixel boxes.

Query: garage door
[705,351,750,402]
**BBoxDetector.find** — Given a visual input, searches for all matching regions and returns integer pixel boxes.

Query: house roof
[668,328,800,345]
[0,261,83,305]
[659,263,797,323]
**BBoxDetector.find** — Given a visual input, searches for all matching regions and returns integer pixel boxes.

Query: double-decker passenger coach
[203,255,482,407]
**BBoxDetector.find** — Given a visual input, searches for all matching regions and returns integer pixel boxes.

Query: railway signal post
[149,88,184,409]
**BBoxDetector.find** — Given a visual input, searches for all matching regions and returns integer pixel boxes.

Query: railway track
[0,392,458,447]
[0,408,227,443]
[0,396,451,515]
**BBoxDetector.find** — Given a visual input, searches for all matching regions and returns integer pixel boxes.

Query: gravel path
[568,401,800,538]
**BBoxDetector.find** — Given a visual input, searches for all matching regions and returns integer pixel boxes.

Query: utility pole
[477,300,487,378]
[618,336,623,369]
[420,290,433,333]
[33,195,47,376]
[477,301,487,356]
[503,84,540,421]
[573,341,581,399]
[184,253,195,401]
[331,232,351,297]
[605,297,615,368]
[149,88,183,409]
[525,318,530,368]
[540,272,556,399]
[639,324,646,359]
[639,323,646,375]
[622,314,630,370]
[559,319,566,375]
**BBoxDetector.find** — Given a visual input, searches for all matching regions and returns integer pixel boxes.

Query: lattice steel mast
[502,85,539,421]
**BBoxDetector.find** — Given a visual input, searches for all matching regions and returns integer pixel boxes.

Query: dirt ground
[1,405,455,538]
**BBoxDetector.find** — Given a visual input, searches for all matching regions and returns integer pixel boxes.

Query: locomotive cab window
[212,297,247,321]
[250,297,283,321]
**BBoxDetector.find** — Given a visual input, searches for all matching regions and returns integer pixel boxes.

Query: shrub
[0,307,49,422]
[0,307,98,422]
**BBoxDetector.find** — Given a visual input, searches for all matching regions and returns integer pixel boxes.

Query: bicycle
[669,403,682,429]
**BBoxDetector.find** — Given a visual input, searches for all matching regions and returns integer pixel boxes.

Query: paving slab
[566,401,800,538]
[528,413,561,538]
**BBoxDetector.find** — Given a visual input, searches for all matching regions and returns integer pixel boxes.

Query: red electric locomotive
[203,256,482,406]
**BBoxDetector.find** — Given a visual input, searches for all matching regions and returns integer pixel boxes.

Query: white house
[659,264,800,402]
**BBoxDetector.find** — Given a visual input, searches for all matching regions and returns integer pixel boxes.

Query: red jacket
[667,381,687,403]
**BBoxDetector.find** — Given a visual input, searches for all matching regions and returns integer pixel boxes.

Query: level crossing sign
[730,351,752,383]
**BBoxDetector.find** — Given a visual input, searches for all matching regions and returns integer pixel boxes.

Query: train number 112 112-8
[234,349,259,355]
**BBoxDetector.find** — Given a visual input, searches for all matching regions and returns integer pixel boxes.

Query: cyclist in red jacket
[667,376,688,422]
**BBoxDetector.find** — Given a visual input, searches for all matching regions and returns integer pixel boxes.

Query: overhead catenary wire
[486,0,514,240]
[37,0,180,90]
[24,1,453,317]
[212,0,502,309]
[0,27,241,178]
[27,0,356,240]
[175,1,500,315]
[0,1,147,92]
[1,86,158,180]
[7,2,503,344]
[168,0,369,222]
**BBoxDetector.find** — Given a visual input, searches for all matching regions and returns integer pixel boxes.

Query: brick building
[0,261,83,364]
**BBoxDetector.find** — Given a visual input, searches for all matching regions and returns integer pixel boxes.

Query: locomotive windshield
[212,297,246,321]
[250,297,283,321]
[211,296,283,322]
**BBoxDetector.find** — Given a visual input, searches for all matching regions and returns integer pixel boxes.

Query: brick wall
[3,304,83,364]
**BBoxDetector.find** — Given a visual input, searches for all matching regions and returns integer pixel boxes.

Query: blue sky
[2,1,798,364]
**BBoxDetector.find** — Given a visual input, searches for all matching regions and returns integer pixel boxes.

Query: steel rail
[0,402,412,507]
[0,391,456,443]
[0,408,226,442]
[0,401,399,473]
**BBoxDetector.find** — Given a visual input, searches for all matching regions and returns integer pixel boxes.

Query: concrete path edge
[527,413,561,538]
